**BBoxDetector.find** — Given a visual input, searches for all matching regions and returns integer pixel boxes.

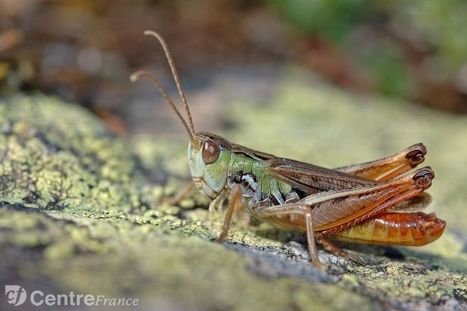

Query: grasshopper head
[131,30,230,200]
[188,133,231,199]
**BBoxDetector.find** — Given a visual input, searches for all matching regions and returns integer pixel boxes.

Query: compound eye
[202,138,220,164]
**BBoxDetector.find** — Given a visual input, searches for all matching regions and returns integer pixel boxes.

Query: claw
[345,252,366,265]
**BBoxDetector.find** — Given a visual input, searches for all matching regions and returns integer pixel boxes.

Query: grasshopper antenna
[143,30,195,134]
[130,70,195,141]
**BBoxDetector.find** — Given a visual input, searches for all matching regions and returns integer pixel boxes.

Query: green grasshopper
[131,31,445,269]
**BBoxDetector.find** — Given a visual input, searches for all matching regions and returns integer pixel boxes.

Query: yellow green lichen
[0,89,466,310]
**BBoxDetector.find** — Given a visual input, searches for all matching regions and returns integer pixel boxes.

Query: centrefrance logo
[4,285,140,307]
[5,285,27,306]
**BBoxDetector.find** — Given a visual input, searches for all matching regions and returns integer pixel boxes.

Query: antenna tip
[144,30,157,37]
[129,72,141,82]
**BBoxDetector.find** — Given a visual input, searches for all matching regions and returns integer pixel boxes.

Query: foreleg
[163,182,195,205]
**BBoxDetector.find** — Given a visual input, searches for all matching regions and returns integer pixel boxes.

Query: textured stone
[0,86,465,310]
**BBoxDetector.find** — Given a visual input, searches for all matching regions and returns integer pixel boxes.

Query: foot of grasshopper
[208,194,227,223]
[317,238,365,265]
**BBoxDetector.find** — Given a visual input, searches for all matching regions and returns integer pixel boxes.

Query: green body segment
[188,139,292,202]
[228,151,292,202]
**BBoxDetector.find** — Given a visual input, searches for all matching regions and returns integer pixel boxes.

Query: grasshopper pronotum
[131,31,446,269]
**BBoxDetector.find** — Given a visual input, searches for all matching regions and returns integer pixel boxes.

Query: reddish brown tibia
[336,143,427,181]
[333,212,446,246]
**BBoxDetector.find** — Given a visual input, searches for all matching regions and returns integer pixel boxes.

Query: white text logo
[5,285,27,306]
[4,285,139,307]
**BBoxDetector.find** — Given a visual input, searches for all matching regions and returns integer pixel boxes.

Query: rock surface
[0,79,466,311]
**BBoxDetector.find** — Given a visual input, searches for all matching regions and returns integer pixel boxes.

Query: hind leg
[317,237,365,265]
[254,167,434,268]
[306,212,327,270]
[336,143,426,181]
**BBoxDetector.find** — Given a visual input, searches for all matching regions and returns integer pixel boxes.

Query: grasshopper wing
[268,158,376,194]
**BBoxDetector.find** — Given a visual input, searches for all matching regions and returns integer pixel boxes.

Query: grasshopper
[131,31,446,269]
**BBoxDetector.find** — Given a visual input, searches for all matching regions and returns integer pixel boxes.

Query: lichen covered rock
[0,89,465,310]
[0,95,146,213]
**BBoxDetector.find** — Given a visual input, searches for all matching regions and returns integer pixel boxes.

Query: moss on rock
[0,90,466,310]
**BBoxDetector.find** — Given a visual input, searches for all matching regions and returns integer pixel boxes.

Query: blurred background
[1,0,466,137]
